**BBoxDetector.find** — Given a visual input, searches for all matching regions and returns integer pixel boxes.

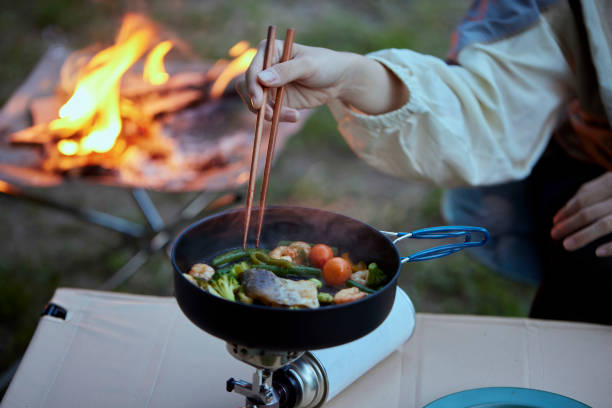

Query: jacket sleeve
[327,16,574,187]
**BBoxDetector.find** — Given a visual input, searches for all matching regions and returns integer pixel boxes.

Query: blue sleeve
[447,0,559,63]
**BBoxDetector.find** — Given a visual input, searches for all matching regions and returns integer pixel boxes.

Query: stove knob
[272,353,327,408]
[272,368,300,408]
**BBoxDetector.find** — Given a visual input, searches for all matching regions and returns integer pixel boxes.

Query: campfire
[2,14,301,192]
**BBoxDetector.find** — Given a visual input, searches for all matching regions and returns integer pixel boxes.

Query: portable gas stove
[200,284,414,408]
[170,206,489,407]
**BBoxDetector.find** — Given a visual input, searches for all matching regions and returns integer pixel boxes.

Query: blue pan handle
[381,226,490,263]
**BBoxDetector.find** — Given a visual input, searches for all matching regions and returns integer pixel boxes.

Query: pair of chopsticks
[242,26,295,249]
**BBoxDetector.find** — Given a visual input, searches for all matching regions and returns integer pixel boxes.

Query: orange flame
[228,41,250,57]
[57,139,79,156]
[209,42,256,99]
[0,181,15,194]
[144,40,173,85]
[50,14,157,155]
[26,15,255,165]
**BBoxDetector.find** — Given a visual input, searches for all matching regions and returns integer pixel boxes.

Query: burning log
[120,71,208,98]
[22,69,239,131]
[0,45,70,134]
[139,88,204,117]
[0,14,306,192]
[31,96,63,126]
[7,14,255,179]
[9,124,50,145]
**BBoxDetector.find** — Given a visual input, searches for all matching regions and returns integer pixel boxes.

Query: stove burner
[226,343,327,408]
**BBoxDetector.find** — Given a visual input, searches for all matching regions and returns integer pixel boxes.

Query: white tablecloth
[2,288,612,407]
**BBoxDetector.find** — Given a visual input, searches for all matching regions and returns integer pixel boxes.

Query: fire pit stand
[98,188,241,290]
[0,42,305,290]
[0,180,240,290]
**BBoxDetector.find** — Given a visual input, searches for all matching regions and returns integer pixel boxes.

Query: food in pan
[241,269,320,308]
[182,241,388,309]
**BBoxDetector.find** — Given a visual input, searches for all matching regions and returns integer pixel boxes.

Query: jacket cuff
[327,51,426,132]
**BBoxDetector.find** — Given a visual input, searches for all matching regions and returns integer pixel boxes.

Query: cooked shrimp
[269,242,312,264]
[269,246,297,263]
[334,287,367,304]
[350,269,369,286]
[188,263,215,281]
[289,241,311,264]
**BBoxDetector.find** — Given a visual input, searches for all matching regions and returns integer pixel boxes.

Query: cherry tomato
[322,257,352,286]
[309,244,334,268]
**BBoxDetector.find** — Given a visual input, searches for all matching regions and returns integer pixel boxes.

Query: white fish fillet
[241,269,320,309]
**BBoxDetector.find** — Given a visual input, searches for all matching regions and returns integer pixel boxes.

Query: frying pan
[172,205,488,351]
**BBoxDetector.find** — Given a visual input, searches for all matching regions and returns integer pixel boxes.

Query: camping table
[2,288,611,407]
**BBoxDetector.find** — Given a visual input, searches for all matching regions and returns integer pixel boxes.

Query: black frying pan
[172,206,488,351]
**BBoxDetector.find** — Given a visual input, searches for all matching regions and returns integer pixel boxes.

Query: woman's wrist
[338,54,409,115]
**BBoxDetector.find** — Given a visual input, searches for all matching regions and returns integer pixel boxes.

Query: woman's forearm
[239,42,410,119]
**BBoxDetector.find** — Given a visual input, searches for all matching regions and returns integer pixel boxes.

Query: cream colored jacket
[328,1,610,187]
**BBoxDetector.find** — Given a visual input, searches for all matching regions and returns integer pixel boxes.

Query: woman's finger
[244,40,268,109]
[553,172,612,223]
[551,197,612,240]
[280,107,299,122]
[257,55,315,88]
[246,39,286,109]
[596,240,612,257]
[562,214,612,251]
[238,77,297,122]
[263,105,299,122]
[235,77,257,114]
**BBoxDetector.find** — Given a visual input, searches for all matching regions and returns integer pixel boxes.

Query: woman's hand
[236,41,409,122]
[551,172,612,257]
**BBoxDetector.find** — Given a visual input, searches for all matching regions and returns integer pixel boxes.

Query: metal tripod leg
[0,181,241,290]
[0,183,146,238]
[100,189,241,290]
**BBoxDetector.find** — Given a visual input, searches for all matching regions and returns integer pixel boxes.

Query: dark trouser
[444,141,612,325]
[527,142,612,325]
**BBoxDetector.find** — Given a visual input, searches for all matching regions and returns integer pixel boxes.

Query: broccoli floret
[317,292,334,304]
[366,263,386,288]
[237,288,253,304]
[212,261,249,281]
[209,274,239,301]
[183,273,212,290]
[231,261,250,278]
[206,284,222,298]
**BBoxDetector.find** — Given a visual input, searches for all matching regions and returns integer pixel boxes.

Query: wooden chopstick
[243,25,276,250]
[255,28,295,247]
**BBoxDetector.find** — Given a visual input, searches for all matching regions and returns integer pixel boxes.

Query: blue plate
[424,387,591,408]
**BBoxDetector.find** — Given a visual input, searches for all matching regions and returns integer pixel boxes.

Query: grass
[0,263,58,372]
[0,0,536,397]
